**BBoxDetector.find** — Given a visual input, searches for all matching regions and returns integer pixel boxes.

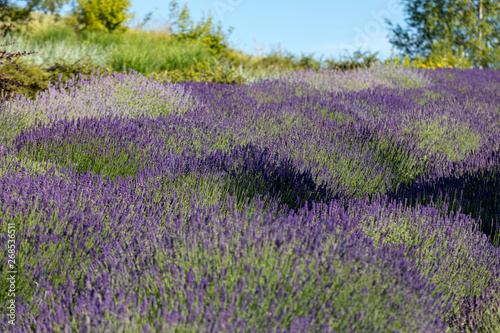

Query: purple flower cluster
[1,66,500,332]
[284,64,432,93]
[1,68,197,131]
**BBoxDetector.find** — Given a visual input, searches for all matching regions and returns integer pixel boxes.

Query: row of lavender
[0,66,499,331]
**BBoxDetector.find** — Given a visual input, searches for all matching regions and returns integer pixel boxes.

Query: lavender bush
[284,63,432,94]
[1,65,500,332]
[0,68,198,135]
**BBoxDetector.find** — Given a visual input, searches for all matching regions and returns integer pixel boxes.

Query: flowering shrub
[284,63,432,95]
[0,66,500,331]
[386,52,473,69]
[1,68,198,128]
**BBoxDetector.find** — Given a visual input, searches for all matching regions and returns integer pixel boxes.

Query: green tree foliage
[0,0,69,22]
[28,0,70,14]
[0,0,70,36]
[71,0,134,33]
[168,0,233,55]
[387,0,500,68]
[0,1,36,35]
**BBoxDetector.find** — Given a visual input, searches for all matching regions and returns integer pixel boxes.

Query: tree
[387,0,500,68]
[0,0,70,35]
[167,0,233,55]
[168,0,191,35]
[0,0,70,18]
[71,0,134,33]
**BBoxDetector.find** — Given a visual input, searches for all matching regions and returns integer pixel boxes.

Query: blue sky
[59,0,407,60]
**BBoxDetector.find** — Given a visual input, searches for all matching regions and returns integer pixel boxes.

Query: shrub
[257,51,322,72]
[168,0,232,56]
[385,51,472,69]
[153,57,245,85]
[9,11,71,37]
[0,55,111,100]
[0,23,37,101]
[219,47,381,82]
[2,68,197,133]
[324,50,380,71]
[0,1,34,35]
[71,0,133,34]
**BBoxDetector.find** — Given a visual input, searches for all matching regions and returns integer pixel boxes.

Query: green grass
[0,31,112,69]
[5,26,213,76]
[81,29,212,74]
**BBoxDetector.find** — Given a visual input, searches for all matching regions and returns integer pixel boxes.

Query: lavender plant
[1,65,500,332]
[284,63,433,94]
[0,68,198,133]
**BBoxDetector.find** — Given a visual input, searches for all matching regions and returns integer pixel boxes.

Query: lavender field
[1,65,500,332]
